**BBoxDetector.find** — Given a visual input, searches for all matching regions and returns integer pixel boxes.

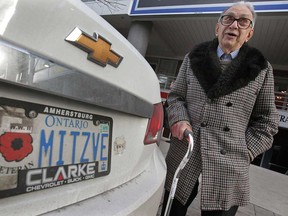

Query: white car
[0,0,166,215]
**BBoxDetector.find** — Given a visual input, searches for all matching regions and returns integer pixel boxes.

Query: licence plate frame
[0,98,112,198]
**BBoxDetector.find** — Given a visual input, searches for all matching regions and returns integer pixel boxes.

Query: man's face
[215,5,254,53]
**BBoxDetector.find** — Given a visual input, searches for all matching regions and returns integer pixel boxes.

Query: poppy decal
[0,132,33,162]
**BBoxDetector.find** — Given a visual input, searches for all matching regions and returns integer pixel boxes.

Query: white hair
[219,1,256,28]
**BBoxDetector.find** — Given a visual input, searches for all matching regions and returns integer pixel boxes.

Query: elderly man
[161,1,279,216]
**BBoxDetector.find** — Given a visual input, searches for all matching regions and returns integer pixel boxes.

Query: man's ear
[246,29,254,42]
[215,23,219,36]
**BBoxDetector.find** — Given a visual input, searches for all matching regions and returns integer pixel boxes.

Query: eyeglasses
[219,15,253,29]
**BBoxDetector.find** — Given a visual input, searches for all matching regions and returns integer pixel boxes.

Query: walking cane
[164,129,194,216]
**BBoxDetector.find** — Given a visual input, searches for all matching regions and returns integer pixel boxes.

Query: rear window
[0,41,153,117]
[0,41,75,93]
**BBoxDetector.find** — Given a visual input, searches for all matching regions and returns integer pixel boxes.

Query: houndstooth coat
[165,38,279,211]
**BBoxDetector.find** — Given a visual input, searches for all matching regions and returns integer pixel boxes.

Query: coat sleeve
[246,62,279,161]
[166,54,190,127]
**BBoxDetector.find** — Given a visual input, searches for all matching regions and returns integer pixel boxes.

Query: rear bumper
[43,147,167,216]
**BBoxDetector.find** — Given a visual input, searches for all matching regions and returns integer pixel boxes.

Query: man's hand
[170,121,192,140]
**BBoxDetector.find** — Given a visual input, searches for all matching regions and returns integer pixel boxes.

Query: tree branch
[83,0,126,13]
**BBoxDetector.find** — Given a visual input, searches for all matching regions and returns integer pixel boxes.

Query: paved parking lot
[157,190,282,216]
[158,140,287,216]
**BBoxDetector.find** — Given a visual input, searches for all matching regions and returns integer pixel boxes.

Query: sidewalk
[157,193,282,216]
[158,140,288,216]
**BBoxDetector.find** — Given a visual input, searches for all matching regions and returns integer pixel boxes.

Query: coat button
[207,98,214,104]
[226,102,233,107]
[201,122,207,127]
[223,126,230,132]
[220,149,227,155]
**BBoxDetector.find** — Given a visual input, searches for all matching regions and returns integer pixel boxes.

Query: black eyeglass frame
[219,15,254,29]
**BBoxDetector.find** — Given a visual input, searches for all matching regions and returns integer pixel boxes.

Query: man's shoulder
[188,39,216,59]
[241,43,268,70]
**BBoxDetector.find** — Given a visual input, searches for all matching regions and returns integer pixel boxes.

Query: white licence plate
[0,98,112,198]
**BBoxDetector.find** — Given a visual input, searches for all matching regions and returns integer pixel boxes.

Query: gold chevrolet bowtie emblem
[65,27,123,67]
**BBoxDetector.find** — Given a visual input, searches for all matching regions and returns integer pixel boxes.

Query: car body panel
[0,0,166,215]
[0,0,160,105]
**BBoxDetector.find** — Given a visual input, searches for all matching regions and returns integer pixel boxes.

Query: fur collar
[188,38,268,99]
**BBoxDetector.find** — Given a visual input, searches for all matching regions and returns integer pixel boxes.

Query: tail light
[144,102,164,145]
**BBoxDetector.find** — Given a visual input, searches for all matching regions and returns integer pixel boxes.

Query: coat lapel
[188,38,268,99]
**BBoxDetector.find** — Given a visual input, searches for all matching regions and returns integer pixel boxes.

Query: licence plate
[0,98,112,198]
